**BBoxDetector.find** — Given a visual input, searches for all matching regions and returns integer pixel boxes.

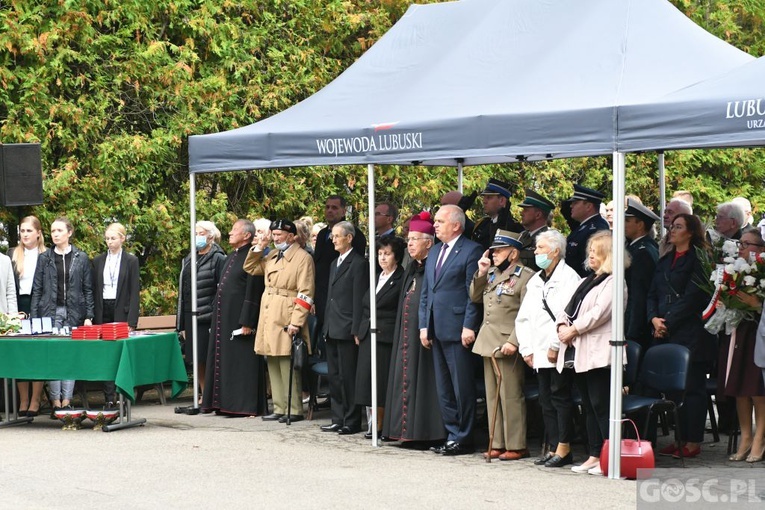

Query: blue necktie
[434,243,448,280]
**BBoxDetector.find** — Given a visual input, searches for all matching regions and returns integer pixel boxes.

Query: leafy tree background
[0,0,763,314]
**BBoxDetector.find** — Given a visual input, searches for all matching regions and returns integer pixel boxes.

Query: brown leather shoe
[483,449,505,459]
[499,449,530,461]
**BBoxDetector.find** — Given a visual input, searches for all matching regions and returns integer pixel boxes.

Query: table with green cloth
[0,333,188,430]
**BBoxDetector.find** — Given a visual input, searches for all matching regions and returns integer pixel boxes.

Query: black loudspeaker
[0,143,43,206]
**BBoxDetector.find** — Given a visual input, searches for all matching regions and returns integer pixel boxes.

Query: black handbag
[291,334,308,371]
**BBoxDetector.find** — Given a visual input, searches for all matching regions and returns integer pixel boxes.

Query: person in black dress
[383,212,446,445]
[202,219,267,417]
[355,236,406,439]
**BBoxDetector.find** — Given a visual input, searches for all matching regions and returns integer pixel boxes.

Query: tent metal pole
[658,152,666,232]
[190,173,200,410]
[608,151,625,479]
[457,162,464,193]
[368,163,379,447]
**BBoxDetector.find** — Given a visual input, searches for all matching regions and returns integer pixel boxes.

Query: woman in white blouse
[11,215,46,416]
[92,222,140,407]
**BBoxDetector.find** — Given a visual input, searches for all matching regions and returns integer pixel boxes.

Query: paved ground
[0,389,761,509]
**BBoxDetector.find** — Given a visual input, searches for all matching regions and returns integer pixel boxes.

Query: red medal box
[100,322,130,340]
[71,325,102,340]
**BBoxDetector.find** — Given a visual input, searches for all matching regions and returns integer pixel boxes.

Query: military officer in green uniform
[471,178,522,250]
[517,189,555,271]
[470,230,534,461]
[624,198,660,348]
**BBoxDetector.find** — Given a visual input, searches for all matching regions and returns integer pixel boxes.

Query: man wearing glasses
[374,202,398,240]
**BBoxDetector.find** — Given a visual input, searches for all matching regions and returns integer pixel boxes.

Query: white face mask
[274,241,289,251]
[535,253,553,270]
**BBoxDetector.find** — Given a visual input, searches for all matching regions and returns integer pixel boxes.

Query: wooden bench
[136,315,176,332]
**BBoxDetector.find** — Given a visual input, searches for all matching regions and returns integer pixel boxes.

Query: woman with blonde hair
[556,230,628,475]
[92,222,141,407]
[11,216,46,416]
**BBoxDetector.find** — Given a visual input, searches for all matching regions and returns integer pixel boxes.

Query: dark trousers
[101,299,117,403]
[575,367,611,457]
[537,367,574,448]
[672,361,707,444]
[325,336,361,429]
[432,338,477,444]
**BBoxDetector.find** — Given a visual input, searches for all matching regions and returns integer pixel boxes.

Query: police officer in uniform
[624,199,660,348]
[470,229,535,460]
[564,184,610,277]
[517,189,555,271]
[471,178,522,250]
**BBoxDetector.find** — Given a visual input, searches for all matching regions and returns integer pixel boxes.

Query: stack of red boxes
[100,322,130,341]
[71,325,102,340]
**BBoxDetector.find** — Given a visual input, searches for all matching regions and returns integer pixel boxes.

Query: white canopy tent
[186,0,754,478]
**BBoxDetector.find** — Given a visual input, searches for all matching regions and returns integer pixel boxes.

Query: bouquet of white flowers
[702,245,765,335]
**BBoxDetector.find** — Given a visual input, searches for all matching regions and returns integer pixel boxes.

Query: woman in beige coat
[470,230,535,461]
[244,219,315,422]
[556,230,628,475]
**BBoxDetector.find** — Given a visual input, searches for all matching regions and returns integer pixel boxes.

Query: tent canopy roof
[619,56,765,152]
[188,0,753,173]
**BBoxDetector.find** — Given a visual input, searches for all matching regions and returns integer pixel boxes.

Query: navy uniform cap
[490,229,523,249]
[568,184,605,205]
[480,178,512,199]
[625,198,660,226]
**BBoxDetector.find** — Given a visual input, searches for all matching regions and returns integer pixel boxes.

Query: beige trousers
[267,356,303,416]
[483,354,526,450]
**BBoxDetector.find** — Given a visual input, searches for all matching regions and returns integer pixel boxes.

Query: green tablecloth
[0,333,188,401]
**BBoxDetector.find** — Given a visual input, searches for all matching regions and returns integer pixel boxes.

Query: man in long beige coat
[244,219,315,422]
[470,230,534,461]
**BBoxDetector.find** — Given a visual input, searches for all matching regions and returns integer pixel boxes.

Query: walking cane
[286,333,296,426]
[487,346,503,464]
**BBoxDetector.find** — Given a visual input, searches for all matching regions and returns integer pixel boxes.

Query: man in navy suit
[419,204,483,455]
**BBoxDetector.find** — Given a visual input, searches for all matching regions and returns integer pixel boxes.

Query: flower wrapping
[702,251,765,334]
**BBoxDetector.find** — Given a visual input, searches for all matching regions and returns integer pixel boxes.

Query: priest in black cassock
[202,219,268,416]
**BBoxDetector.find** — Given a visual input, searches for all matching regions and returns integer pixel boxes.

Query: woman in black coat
[355,236,406,439]
[92,223,140,328]
[647,213,715,459]
[176,221,226,401]
[92,222,140,406]
[31,217,94,410]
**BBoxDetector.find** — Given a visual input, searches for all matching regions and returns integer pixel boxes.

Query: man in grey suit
[419,205,483,455]
[321,221,369,435]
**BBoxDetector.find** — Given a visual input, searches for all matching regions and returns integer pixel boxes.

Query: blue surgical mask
[195,235,208,250]
[535,253,553,270]
[274,241,289,251]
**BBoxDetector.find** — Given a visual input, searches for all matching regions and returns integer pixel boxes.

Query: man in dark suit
[321,221,369,435]
[419,204,483,455]
[624,199,660,349]
[517,189,555,271]
[564,184,610,277]
[313,195,367,337]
